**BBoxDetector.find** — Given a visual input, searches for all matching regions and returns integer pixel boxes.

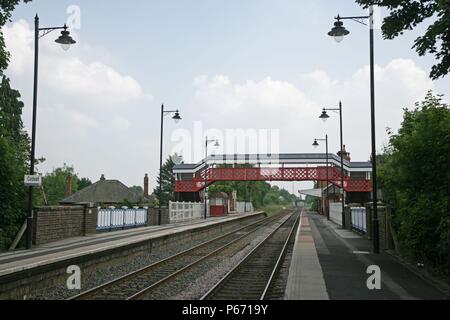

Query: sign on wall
[24,175,42,187]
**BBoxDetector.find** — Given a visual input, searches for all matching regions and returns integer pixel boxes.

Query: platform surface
[0,212,262,278]
[285,211,449,300]
[285,211,329,300]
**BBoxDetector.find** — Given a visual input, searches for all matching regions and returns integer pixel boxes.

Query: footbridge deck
[174,154,372,193]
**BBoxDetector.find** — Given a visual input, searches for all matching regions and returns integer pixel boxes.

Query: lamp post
[313,136,329,220]
[204,137,220,219]
[319,102,346,228]
[328,5,380,253]
[159,105,181,225]
[26,15,76,249]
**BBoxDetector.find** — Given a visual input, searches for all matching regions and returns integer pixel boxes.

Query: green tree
[209,180,296,209]
[0,77,30,250]
[0,1,33,251]
[41,165,79,205]
[78,177,92,191]
[130,185,144,195]
[378,92,450,277]
[355,0,450,79]
[153,156,176,206]
[130,185,150,204]
[305,195,319,212]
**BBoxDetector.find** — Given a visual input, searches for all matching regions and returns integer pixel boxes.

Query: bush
[379,92,450,279]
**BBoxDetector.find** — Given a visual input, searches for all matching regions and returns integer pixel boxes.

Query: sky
[4,0,450,193]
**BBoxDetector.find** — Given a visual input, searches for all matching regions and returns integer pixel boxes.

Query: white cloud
[3,20,154,187]
[48,59,146,105]
[3,19,33,76]
[2,20,438,191]
[111,116,131,132]
[69,110,99,129]
[193,75,315,120]
[190,59,434,162]
[4,20,151,106]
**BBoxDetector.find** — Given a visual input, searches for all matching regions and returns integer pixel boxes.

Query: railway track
[69,212,289,300]
[201,211,300,300]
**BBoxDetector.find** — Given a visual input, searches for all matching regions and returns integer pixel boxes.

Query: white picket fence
[236,202,254,213]
[97,207,148,231]
[351,207,367,233]
[330,203,343,226]
[169,201,205,223]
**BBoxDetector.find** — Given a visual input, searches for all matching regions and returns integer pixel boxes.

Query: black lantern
[55,25,76,51]
[328,18,350,43]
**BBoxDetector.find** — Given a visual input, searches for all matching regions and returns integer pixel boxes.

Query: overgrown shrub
[379,92,450,279]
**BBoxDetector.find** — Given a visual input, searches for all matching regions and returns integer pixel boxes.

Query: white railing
[351,207,367,233]
[169,201,205,223]
[97,207,148,231]
[236,202,254,213]
[330,203,343,226]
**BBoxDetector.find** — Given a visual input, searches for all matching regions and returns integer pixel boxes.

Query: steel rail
[200,212,300,301]
[128,212,292,300]
[260,211,301,300]
[69,212,286,300]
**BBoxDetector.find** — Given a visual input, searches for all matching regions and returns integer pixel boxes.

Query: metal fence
[97,207,148,231]
[351,207,367,233]
[169,201,205,223]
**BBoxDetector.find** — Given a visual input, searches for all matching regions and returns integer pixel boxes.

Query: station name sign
[24,175,42,187]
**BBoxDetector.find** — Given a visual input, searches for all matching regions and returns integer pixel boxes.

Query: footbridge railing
[175,167,371,193]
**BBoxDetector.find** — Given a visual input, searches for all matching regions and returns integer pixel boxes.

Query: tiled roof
[60,179,141,204]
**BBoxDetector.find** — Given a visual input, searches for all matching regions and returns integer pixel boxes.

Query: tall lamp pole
[26,15,76,249]
[313,136,329,220]
[159,105,181,225]
[204,137,220,219]
[319,102,345,228]
[328,5,379,253]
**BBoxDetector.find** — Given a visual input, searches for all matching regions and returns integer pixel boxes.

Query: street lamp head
[328,19,350,43]
[172,111,182,124]
[319,109,330,122]
[214,140,220,148]
[313,140,320,148]
[55,25,76,51]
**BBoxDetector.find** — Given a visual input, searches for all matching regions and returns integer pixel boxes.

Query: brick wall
[147,207,169,226]
[33,205,98,246]
[84,206,98,235]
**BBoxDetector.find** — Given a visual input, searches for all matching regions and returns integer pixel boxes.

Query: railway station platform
[285,211,450,300]
[0,212,265,299]
[0,212,264,277]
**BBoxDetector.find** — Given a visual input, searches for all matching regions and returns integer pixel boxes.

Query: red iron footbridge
[174,154,372,194]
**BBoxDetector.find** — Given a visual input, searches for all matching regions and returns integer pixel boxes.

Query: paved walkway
[286,211,449,300]
[285,211,328,300]
[0,212,261,278]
